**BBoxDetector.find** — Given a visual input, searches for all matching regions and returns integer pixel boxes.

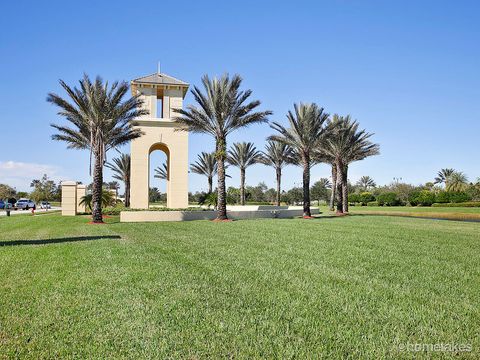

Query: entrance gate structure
[129,72,190,209]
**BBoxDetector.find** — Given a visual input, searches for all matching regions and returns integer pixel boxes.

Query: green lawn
[0,214,479,358]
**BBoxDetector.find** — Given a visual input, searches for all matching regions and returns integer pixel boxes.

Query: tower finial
[157,61,161,75]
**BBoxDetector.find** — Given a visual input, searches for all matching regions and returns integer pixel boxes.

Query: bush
[432,202,480,208]
[367,201,379,206]
[348,193,361,203]
[102,203,126,215]
[376,192,401,206]
[435,191,471,204]
[448,192,471,203]
[359,192,375,205]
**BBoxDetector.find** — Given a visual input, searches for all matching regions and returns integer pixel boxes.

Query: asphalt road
[0,207,61,216]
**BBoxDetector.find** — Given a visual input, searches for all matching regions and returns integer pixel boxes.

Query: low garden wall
[120,206,319,222]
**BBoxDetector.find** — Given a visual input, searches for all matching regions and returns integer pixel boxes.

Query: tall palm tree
[446,171,468,192]
[434,168,455,188]
[319,115,379,213]
[106,153,131,207]
[154,163,168,180]
[173,74,271,220]
[227,142,262,205]
[48,75,146,222]
[269,103,330,217]
[356,176,376,191]
[259,140,293,206]
[190,152,217,194]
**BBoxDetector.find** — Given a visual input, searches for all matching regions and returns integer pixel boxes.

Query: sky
[1,0,479,194]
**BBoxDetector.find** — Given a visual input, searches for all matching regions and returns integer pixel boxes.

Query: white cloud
[0,161,64,191]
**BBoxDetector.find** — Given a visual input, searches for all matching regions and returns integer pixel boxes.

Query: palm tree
[446,171,468,192]
[227,142,262,205]
[434,168,455,188]
[79,190,115,212]
[259,140,293,206]
[269,103,330,217]
[356,176,376,191]
[154,163,168,180]
[190,152,217,193]
[318,115,379,213]
[173,74,271,220]
[106,153,131,207]
[48,74,146,222]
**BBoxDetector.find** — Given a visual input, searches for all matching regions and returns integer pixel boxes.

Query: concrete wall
[120,207,320,223]
[76,184,86,213]
[61,181,77,216]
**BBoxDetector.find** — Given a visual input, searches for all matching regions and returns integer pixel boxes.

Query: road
[0,207,61,216]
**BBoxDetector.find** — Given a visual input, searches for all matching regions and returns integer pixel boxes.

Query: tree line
[47,73,378,222]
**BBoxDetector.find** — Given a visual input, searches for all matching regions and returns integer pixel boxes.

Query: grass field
[0,214,479,358]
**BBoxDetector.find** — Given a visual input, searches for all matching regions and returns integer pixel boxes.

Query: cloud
[0,161,64,191]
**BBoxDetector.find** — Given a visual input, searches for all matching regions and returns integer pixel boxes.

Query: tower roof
[131,72,189,86]
[131,72,189,98]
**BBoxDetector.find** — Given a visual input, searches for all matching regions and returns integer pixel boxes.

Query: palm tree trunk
[342,164,349,213]
[92,152,104,223]
[302,156,311,217]
[330,164,336,211]
[335,161,343,214]
[125,179,130,208]
[240,168,246,206]
[276,167,281,206]
[216,139,228,220]
[208,176,213,194]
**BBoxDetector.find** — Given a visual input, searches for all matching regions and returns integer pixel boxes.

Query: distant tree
[282,187,303,205]
[173,74,271,220]
[259,140,294,206]
[0,184,16,200]
[310,178,332,204]
[270,103,330,217]
[106,153,131,207]
[30,174,57,202]
[434,168,455,188]
[149,187,162,203]
[446,171,468,192]
[190,152,217,194]
[48,74,146,222]
[356,176,376,191]
[227,142,263,205]
[245,182,268,203]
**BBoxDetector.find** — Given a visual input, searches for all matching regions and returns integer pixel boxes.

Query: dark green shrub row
[432,202,480,208]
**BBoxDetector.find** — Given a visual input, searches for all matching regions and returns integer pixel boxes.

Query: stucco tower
[129,72,189,209]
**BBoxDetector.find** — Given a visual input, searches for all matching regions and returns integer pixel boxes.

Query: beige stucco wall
[61,181,77,216]
[76,184,86,213]
[120,207,320,222]
[129,84,189,209]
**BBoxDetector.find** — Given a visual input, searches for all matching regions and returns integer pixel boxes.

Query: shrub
[348,193,361,203]
[359,192,375,205]
[411,190,436,206]
[435,191,450,203]
[435,191,471,204]
[376,192,401,206]
[432,202,480,208]
[448,192,471,203]
[367,201,379,206]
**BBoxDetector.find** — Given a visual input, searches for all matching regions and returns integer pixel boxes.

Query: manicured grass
[320,205,480,222]
[343,205,480,214]
[0,214,479,358]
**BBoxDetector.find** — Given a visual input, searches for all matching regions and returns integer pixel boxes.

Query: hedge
[432,202,480,208]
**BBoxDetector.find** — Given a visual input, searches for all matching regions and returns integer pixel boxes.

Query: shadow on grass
[0,235,121,247]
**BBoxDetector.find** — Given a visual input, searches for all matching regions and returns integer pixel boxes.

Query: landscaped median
[120,205,319,222]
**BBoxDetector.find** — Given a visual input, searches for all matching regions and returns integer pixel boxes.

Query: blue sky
[1,0,479,193]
